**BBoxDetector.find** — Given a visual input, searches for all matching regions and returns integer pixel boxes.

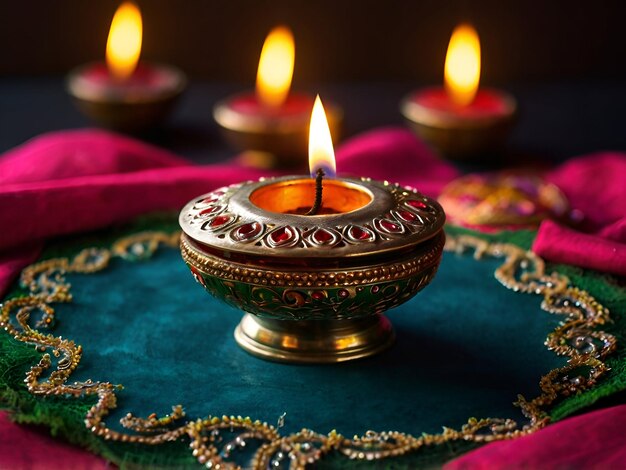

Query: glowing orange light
[256,26,295,108]
[444,24,481,106]
[308,95,336,178]
[106,2,143,80]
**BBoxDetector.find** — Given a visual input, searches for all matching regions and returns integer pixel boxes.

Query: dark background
[2,0,626,83]
[1,0,626,162]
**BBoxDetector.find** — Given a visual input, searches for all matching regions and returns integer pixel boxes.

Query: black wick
[305,168,325,215]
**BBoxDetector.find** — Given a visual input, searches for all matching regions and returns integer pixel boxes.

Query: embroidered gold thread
[0,230,617,469]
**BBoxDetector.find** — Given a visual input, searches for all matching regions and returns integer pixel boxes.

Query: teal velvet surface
[55,244,565,437]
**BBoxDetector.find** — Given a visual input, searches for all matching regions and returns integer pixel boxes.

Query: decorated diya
[438,173,572,229]
[213,26,342,169]
[67,2,186,132]
[401,24,516,159]
[180,96,446,363]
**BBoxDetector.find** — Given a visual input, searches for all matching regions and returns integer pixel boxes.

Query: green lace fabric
[0,214,624,469]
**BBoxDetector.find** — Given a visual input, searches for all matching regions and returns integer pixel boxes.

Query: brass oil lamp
[180,97,445,363]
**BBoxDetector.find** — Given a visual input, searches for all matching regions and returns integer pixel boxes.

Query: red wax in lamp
[71,62,184,101]
[213,25,342,167]
[67,1,186,131]
[408,87,514,121]
[228,93,314,119]
[401,23,516,158]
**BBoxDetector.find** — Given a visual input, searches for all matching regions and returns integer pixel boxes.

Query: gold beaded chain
[0,230,617,470]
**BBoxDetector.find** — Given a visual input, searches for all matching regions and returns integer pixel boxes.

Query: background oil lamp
[67,2,186,132]
[401,24,517,160]
[213,26,342,170]
[180,96,445,363]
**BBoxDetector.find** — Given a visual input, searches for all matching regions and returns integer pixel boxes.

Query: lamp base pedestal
[234,314,395,364]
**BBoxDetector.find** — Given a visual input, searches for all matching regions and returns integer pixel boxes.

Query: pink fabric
[599,218,626,242]
[0,129,189,185]
[546,152,626,229]
[445,405,626,470]
[0,412,111,470]
[0,166,267,251]
[533,152,626,275]
[533,219,626,276]
[336,126,459,196]
[0,244,42,295]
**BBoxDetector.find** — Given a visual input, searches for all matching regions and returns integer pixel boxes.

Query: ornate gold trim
[0,230,617,469]
[180,232,445,288]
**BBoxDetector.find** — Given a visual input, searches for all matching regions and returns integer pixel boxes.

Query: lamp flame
[256,26,295,108]
[444,24,481,106]
[106,2,143,80]
[308,95,336,178]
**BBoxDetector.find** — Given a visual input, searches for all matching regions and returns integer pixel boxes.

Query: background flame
[106,2,143,80]
[444,24,481,106]
[256,26,295,108]
[308,95,336,178]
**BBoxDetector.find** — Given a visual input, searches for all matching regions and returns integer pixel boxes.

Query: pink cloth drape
[0,412,110,470]
[444,405,626,470]
[533,219,626,276]
[534,152,626,276]
[0,128,624,468]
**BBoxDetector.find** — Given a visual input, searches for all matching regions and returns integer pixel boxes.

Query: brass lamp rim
[66,61,187,104]
[400,87,517,130]
[179,176,446,259]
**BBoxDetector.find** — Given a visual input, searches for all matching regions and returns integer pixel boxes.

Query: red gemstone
[312,291,325,300]
[380,219,402,232]
[349,226,371,241]
[234,222,261,240]
[200,196,219,205]
[371,285,380,293]
[338,289,349,298]
[190,266,206,287]
[313,229,333,244]
[210,215,231,227]
[406,200,427,210]
[270,227,294,245]
[398,210,417,221]
[199,206,220,216]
